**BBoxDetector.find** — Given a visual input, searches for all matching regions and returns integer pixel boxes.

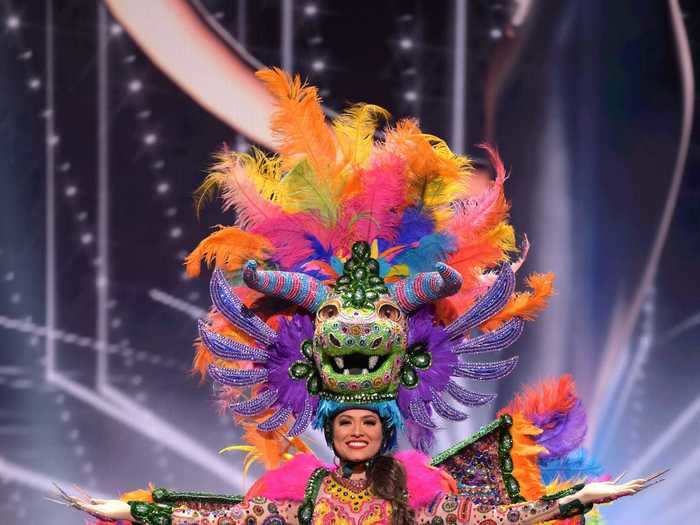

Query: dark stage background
[1,1,699,523]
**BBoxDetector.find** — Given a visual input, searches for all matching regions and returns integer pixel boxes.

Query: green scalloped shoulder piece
[151,487,244,505]
[298,467,330,525]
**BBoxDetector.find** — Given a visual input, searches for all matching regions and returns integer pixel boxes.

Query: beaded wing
[187,68,555,457]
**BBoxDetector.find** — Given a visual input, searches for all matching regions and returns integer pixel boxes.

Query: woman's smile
[346,440,369,449]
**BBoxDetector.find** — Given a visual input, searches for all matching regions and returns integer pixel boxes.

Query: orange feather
[255,68,338,178]
[480,272,555,331]
[192,340,215,379]
[185,226,272,277]
[119,483,155,503]
[496,411,546,500]
[383,119,471,221]
[501,375,578,420]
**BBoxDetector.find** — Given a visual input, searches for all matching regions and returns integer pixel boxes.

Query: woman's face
[332,409,383,463]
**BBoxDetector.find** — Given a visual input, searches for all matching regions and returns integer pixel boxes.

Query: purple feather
[430,388,469,421]
[199,320,270,362]
[444,380,497,406]
[532,400,588,459]
[397,308,457,449]
[208,365,269,386]
[453,317,524,355]
[210,269,277,345]
[451,356,519,381]
[258,405,293,432]
[404,420,435,453]
[266,314,318,416]
[288,398,314,436]
[230,388,279,416]
[445,264,515,339]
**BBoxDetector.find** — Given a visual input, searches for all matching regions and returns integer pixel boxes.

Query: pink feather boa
[247,451,454,510]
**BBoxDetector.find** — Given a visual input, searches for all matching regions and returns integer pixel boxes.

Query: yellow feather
[240,148,284,201]
[332,103,390,168]
[219,445,254,454]
[386,264,410,278]
[370,239,379,259]
[276,160,356,226]
[486,222,517,254]
[193,171,227,216]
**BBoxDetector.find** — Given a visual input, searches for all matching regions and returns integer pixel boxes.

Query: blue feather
[538,448,604,484]
[396,207,435,245]
[331,256,344,275]
[290,234,335,278]
[395,233,457,273]
[303,233,333,262]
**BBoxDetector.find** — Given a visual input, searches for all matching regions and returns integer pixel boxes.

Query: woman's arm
[415,475,654,525]
[54,487,300,525]
[165,495,298,525]
[415,493,560,525]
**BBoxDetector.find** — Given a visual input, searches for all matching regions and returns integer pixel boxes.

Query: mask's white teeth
[368,356,379,370]
[334,357,344,369]
[343,369,350,376]
[362,368,368,375]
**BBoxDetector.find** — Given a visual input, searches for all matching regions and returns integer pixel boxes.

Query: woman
[60,407,655,524]
[57,68,661,523]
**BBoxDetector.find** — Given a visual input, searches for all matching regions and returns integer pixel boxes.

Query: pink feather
[251,212,330,268]
[394,450,456,509]
[448,144,508,236]
[246,451,454,509]
[220,160,284,230]
[341,153,408,243]
[247,453,329,502]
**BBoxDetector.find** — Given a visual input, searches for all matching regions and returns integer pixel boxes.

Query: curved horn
[242,260,330,312]
[390,262,463,312]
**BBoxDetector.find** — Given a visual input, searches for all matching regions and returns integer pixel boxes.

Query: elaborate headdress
[187,69,554,454]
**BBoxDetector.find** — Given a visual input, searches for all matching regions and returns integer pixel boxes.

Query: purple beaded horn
[390,262,463,312]
[242,260,331,313]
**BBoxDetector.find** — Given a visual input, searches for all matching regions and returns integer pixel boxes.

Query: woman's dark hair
[368,455,415,525]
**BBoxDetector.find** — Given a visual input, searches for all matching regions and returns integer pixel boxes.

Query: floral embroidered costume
[87,69,608,525]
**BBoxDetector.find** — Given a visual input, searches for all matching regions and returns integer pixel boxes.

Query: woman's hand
[71,498,133,520]
[50,485,134,521]
[564,470,667,506]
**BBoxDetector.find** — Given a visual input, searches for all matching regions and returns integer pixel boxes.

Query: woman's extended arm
[415,476,655,525]
[54,487,300,525]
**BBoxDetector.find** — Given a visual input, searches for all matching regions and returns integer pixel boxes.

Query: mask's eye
[318,303,339,320]
[378,303,402,322]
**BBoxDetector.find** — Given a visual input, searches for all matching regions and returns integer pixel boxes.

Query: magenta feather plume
[250,212,327,269]
[448,144,507,234]
[343,153,408,243]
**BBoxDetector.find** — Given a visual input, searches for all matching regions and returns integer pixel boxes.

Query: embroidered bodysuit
[163,470,563,525]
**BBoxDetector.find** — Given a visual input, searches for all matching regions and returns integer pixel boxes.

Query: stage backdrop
[0,1,698,524]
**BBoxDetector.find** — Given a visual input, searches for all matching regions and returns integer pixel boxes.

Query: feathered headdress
[187,68,554,455]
